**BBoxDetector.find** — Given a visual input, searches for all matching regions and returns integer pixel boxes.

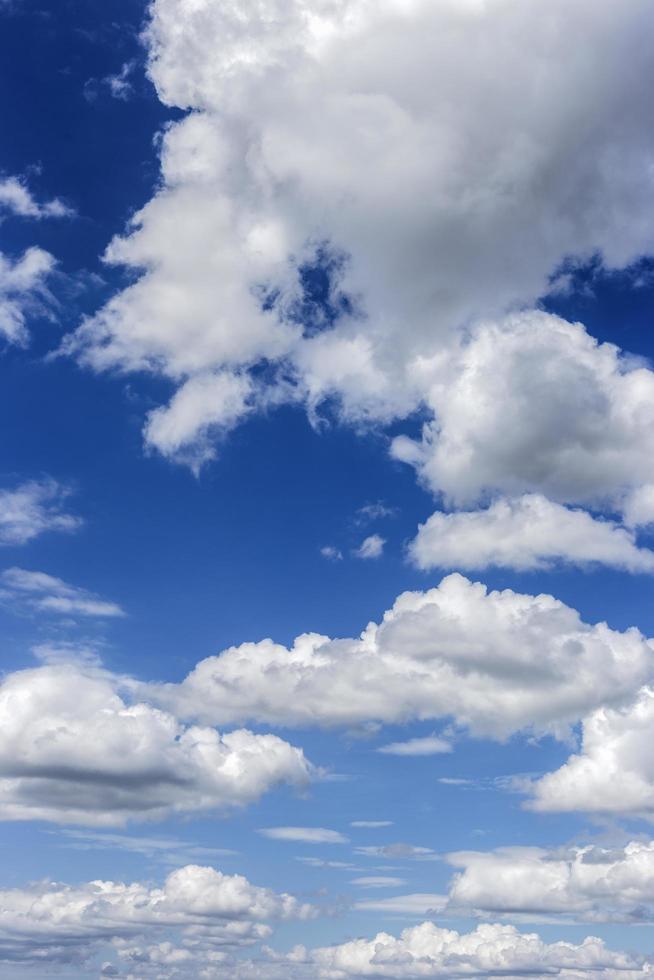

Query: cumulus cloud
[446,840,654,923]
[0,479,81,545]
[377,736,452,756]
[1,567,125,618]
[261,921,654,979]
[64,0,654,482]
[353,534,385,560]
[143,574,654,740]
[391,313,654,510]
[0,665,312,825]
[0,863,312,968]
[529,687,654,819]
[259,827,348,845]
[409,494,654,573]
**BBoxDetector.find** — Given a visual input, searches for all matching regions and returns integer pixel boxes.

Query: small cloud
[0,175,72,220]
[1,567,125,618]
[0,479,82,545]
[105,60,135,100]
[320,545,343,561]
[355,843,437,860]
[438,777,475,786]
[355,892,447,915]
[350,876,407,888]
[259,826,349,845]
[350,820,394,829]
[353,534,385,560]
[355,501,397,525]
[378,735,452,756]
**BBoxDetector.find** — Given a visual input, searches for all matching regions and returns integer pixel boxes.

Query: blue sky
[2,1,654,978]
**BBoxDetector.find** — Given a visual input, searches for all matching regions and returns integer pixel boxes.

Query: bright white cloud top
[145,574,654,739]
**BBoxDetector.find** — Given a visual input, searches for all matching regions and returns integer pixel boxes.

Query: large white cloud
[0,863,312,968]
[409,494,654,573]
[446,841,654,923]
[0,665,312,825]
[258,921,654,980]
[143,574,654,740]
[64,0,654,473]
[529,687,654,819]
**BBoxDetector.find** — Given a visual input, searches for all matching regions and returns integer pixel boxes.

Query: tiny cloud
[258,827,349,845]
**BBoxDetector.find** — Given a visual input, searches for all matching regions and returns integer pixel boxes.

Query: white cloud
[64,0,654,480]
[355,843,436,861]
[144,574,654,740]
[143,370,254,469]
[258,826,348,844]
[350,821,393,829]
[377,736,452,756]
[446,840,654,923]
[104,61,135,101]
[353,534,385,560]
[0,665,312,826]
[390,313,654,512]
[529,687,654,820]
[0,175,70,219]
[409,494,654,573]
[320,545,343,561]
[0,479,81,545]
[350,876,407,888]
[0,863,312,968]
[0,246,55,346]
[1,566,125,618]
[263,921,654,978]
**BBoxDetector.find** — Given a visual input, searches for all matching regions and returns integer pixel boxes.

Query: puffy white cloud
[1,566,125,618]
[65,0,654,475]
[392,313,654,508]
[529,687,654,819]
[143,370,254,470]
[409,494,654,573]
[0,664,312,825]
[0,246,55,345]
[0,479,81,545]
[0,863,312,967]
[145,574,654,740]
[353,534,385,560]
[263,921,654,979]
[446,840,654,923]
[259,827,348,844]
[377,736,452,756]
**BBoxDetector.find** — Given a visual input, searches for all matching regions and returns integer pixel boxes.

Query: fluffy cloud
[145,574,654,740]
[529,687,654,819]
[446,841,654,923]
[353,534,385,560]
[0,863,312,968]
[0,479,81,545]
[0,665,312,825]
[1,566,125,618]
[392,313,654,509]
[263,922,653,979]
[65,0,654,474]
[409,494,654,573]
